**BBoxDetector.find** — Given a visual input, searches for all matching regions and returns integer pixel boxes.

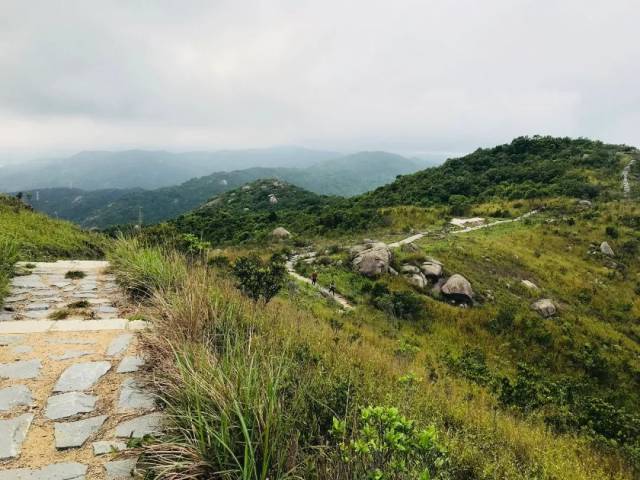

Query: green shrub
[232,255,286,303]
[330,406,447,479]
[373,291,423,321]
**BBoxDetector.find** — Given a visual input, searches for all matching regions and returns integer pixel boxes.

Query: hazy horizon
[2,1,639,162]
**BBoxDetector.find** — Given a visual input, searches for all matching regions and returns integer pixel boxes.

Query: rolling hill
[23,152,422,228]
[0,146,340,191]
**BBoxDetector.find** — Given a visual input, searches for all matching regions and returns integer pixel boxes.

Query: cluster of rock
[349,241,474,305]
[350,241,393,278]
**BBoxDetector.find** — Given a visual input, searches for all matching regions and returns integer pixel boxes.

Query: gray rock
[51,281,72,288]
[0,359,42,380]
[352,242,393,278]
[12,346,33,354]
[0,462,87,479]
[441,274,474,304]
[400,265,420,274]
[49,351,93,361]
[54,415,107,449]
[405,273,428,289]
[420,261,443,279]
[600,241,615,257]
[0,386,33,411]
[23,310,51,319]
[24,303,49,311]
[521,280,539,290]
[0,414,34,459]
[105,458,138,479]
[116,356,144,373]
[116,413,163,438]
[45,392,97,420]
[271,227,292,239]
[54,361,111,392]
[97,306,118,314]
[0,336,25,346]
[106,334,133,357]
[531,298,557,318]
[117,378,155,412]
[92,440,127,455]
[11,275,45,289]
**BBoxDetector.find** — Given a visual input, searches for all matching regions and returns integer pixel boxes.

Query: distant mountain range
[0,146,342,191]
[21,151,425,228]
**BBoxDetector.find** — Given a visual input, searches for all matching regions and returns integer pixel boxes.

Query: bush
[232,255,286,303]
[605,226,619,239]
[330,406,446,479]
[373,291,424,321]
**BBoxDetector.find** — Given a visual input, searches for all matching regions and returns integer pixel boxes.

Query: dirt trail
[287,210,539,309]
[0,261,157,480]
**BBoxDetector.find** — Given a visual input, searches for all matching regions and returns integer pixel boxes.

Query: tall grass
[109,237,636,479]
[0,237,19,304]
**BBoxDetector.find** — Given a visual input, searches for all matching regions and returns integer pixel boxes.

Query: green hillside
[127,136,640,478]
[358,136,635,209]
[23,152,421,228]
[0,194,104,303]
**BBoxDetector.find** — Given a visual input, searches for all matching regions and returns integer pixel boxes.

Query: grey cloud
[0,0,638,157]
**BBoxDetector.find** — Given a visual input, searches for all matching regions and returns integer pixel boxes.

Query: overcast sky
[1,0,639,161]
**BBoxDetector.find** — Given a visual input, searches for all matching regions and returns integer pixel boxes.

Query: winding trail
[287,210,540,309]
[0,261,158,480]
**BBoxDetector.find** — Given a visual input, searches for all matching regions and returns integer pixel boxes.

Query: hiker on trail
[311,271,318,286]
[329,280,336,296]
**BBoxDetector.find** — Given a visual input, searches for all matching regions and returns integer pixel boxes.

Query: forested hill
[164,136,640,246]
[24,152,421,228]
[356,136,637,209]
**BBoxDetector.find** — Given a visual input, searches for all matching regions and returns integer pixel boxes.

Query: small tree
[232,254,286,303]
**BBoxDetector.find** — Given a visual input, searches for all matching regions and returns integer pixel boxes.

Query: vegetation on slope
[0,194,104,302]
[110,237,636,479]
[161,136,637,248]
[24,152,420,228]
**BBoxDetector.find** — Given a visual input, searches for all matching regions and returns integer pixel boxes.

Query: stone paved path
[0,261,158,479]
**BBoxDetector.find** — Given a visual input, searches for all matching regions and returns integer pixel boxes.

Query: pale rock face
[420,261,443,279]
[531,298,557,317]
[271,227,292,239]
[351,242,392,278]
[600,241,615,257]
[441,274,474,303]
[521,280,539,290]
[401,265,420,274]
[405,273,428,289]
[269,194,278,204]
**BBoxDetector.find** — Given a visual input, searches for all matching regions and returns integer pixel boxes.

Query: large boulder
[405,272,428,289]
[441,274,474,304]
[271,227,292,240]
[600,241,615,257]
[351,242,392,278]
[420,261,443,279]
[531,298,557,317]
[401,265,420,274]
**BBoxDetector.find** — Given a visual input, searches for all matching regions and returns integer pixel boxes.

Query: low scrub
[109,237,636,479]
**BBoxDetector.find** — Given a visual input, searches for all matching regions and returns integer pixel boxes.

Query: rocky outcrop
[521,280,539,290]
[271,227,292,240]
[269,194,278,205]
[401,265,420,274]
[420,258,443,279]
[531,298,556,317]
[600,241,615,257]
[351,242,392,278]
[405,273,428,289]
[441,274,474,304]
